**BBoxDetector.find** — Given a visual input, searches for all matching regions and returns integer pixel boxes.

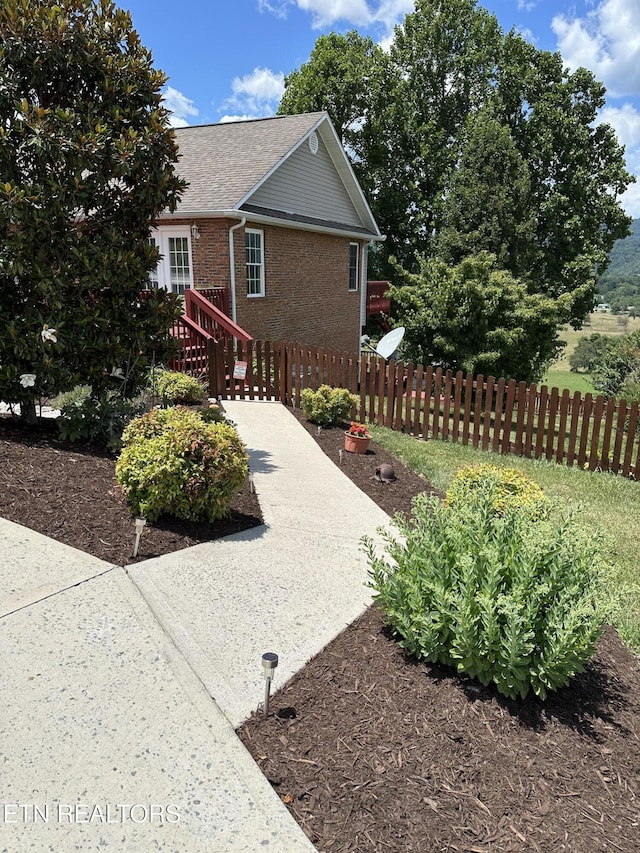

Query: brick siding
[170,217,363,353]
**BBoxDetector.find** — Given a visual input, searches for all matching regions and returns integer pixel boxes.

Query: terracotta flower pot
[344,432,371,454]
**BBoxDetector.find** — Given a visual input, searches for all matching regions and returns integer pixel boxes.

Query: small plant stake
[261,652,278,718]
[317,425,322,436]
[339,449,343,465]
[133,516,146,558]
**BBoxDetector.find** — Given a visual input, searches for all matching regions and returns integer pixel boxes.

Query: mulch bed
[0,415,262,566]
[1,406,639,850]
[238,408,640,853]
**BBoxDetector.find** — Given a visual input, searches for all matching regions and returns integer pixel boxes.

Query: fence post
[208,338,218,398]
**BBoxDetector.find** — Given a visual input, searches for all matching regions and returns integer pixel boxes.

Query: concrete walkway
[0,401,392,851]
[129,400,391,726]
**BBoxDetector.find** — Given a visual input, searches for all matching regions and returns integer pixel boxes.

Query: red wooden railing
[169,314,212,375]
[164,288,252,375]
[366,281,391,317]
[197,287,229,316]
[184,288,252,345]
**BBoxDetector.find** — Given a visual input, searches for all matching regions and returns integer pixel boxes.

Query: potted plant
[344,422,371,454]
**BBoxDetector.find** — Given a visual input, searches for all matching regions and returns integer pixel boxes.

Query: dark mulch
[2,407,639,851]
[239,408,640,853]
[0,415,262,566]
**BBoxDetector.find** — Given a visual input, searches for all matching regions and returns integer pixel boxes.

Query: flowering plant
[347,422,370,438]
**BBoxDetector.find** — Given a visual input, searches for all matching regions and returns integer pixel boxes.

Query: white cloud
[258,0,412,33]
[219,114,260,124]
[552,0,640,97]
[599,103,640,151]
[598,103,640,217]
[517,0,539,10]
[221,67,285,118]
[162,86,199,128]
[620,181,640,218]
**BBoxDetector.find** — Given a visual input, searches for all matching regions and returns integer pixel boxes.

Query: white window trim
[149,225,194,294]
[349,242,359,292]
[246,227,265,298]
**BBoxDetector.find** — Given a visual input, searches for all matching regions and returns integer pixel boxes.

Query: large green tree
[0,0,185,421]
[279,0,634,339]
[389,253,570,382]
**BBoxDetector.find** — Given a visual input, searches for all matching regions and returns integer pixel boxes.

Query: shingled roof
[164,112,382,239]
[172,113,325,212]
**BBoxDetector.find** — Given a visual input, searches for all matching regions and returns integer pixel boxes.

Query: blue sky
[125,0,640,217]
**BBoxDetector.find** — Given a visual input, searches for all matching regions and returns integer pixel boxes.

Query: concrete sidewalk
[128,400,391,726]
[1,400,393,851]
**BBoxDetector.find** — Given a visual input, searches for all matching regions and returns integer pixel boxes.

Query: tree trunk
[21,400,37,426]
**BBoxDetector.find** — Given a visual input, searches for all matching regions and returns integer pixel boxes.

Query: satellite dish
[376,326,405,361]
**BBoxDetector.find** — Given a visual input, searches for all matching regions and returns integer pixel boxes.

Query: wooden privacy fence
[208,339,640,479]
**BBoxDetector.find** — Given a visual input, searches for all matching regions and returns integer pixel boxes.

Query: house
[150,112,384,355]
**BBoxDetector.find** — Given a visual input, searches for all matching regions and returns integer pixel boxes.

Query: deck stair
[169,288,252,375]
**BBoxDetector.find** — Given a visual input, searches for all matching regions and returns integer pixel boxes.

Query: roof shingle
[171,113,326,213]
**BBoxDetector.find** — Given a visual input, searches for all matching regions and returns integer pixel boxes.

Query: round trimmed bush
[300,384,358,426]
[446,464,549,519]
[154,370,206,404]
[115,407,248,522]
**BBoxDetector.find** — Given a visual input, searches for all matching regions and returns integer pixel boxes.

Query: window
[246,228,264,297]
[349,243,359,292]
[147,226,194,294]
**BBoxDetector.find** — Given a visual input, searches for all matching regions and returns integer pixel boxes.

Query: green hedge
[115,407,248,522]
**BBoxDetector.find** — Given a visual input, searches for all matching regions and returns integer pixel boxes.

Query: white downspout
[359,241,369,355]
[228,217,246,324]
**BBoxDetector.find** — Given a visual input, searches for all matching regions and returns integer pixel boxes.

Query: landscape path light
[133,516,146,558]
[261,652,278,719]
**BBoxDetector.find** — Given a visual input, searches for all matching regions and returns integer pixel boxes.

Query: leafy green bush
[446,464,549,519]
[115,407,248,522]
[51,385,92,411]
[364,485,604,700]
[300,385,358,426]
[53,386,145,453]
[154,370,206,404]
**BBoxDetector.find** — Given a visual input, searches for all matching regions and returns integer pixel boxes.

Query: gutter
[161,209,384,243]
[228,217,246,324]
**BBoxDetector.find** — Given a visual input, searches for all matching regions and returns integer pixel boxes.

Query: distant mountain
[602,218,640,278]
[597,219,640,310]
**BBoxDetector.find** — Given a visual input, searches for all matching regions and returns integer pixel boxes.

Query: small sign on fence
[233,360,248,380]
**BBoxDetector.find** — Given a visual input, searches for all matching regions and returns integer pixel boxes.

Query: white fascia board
[159,209,386,242]
[315,118,382,239]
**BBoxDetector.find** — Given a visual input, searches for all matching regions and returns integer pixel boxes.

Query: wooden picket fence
[207,339,640,479]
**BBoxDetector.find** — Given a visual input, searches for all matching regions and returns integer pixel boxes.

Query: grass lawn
[369,424,640,656]
[543,312,640,394]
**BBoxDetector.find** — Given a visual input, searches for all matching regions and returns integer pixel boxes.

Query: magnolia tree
[0,0,185,422]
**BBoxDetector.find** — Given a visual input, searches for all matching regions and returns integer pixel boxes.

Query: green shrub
[364,486,604,700]
[154,370,206,404]
[446,464,549,519]
[53,386,145,453]
[300,384,358,426]
[115,407,248,522]
[51,384,92,411]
